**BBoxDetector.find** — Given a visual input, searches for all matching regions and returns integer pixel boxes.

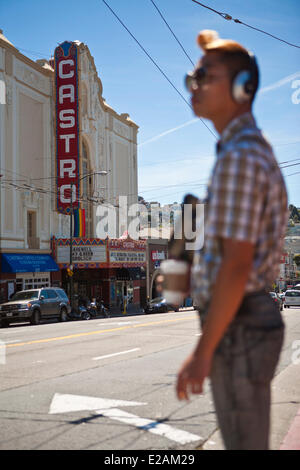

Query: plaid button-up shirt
[192,112,289,312]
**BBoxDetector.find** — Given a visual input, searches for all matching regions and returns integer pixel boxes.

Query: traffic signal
[67,267,74,277]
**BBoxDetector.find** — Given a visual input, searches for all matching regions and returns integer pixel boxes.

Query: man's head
[185,30,259,130]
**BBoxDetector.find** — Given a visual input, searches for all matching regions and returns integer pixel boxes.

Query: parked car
[269,292,283,311]
[0,287,71,327]
[144,297,178,314]
[284,290,300,308]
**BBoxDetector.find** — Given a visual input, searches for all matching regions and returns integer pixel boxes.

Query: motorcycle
[91,299,110,318]
[79,304,91,320]
[68,295,91,321]
[69,296,110,321]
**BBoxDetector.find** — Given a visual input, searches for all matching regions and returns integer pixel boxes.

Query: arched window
[81,140,93,237]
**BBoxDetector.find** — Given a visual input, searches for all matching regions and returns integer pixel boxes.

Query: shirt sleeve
[206,150,268,243]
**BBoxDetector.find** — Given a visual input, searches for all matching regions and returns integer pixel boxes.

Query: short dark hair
[216,50,260,102]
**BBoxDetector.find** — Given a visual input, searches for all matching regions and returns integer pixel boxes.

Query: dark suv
[0,288,71,327]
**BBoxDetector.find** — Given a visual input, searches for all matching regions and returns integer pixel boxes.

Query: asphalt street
[0,306,299,450]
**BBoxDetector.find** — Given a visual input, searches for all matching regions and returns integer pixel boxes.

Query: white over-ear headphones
[231,52,259,104]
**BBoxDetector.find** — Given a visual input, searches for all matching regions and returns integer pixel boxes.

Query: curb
[280,407,300,450]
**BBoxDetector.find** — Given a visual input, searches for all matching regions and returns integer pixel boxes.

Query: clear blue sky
[1,0,300,206]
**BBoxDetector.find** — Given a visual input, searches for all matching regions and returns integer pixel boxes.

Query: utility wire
[2,181,115,210]
[1,170,209,206]
[15,46,52,58]
[2,156,299,198]
[279,158,300,165]
[149,0,194,67]
[191,0,300,50]
[100,0,217,140]
[280,160,300,169]
[1,173,207,197]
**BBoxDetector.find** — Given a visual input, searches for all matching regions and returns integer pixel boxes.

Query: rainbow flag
[73,208,86,237]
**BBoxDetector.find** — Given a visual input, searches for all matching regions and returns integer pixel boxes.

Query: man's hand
[176,351,212,401]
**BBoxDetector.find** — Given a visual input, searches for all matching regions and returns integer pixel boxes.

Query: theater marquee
[55,41,81,214]
[108,239,146,268]
[54,238,107,269]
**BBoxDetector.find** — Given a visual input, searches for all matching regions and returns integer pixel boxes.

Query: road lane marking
[49,393,202,445]
[0,339,21,344]
[99,408,202,445]
[96,321,135,326]
[49,393,146,414]
[0,314,196,350]
[92,348,140,361]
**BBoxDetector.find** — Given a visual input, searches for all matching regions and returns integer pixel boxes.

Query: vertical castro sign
[55,41,80,213]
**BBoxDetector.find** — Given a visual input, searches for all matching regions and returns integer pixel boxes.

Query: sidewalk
[109,305,194,317]
[202,362,300,450]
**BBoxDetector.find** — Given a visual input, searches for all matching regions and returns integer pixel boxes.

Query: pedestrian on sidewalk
[176,30,289,450]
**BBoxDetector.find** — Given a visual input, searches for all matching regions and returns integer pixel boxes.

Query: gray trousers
[202,291,284,450]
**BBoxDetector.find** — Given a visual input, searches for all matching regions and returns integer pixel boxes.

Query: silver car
[0,287,71,327]
[284,290,300,308]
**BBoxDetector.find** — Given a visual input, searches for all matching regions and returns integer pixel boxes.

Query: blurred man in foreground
[176,30,288,450]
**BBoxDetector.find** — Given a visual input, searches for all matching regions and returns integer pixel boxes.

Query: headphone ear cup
[232,70,252,104]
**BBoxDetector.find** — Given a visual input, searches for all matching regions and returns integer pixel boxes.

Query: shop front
[0,253,60,302]
[108,239,147,312]
[146,239,169,300]
[52,237,146,312]
[53,237,108,301]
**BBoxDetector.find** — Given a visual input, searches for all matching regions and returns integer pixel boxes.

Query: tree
[294,254,300,267]
[289,204,300,222]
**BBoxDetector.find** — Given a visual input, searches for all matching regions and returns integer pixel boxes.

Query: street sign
[49,393,202,445]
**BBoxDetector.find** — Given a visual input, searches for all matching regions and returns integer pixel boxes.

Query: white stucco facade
[0,31,53,253]
[0,31,138,298]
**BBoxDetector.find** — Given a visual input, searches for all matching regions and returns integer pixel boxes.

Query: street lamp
[69,171,107,309]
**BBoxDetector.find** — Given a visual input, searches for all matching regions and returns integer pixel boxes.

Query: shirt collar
[216,112,257,153]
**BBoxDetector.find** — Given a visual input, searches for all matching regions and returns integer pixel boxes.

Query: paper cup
[160,260,190,306]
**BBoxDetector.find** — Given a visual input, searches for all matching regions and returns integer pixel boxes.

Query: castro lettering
[55,42,80,213]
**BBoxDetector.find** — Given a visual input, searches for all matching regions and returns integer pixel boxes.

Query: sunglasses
[185,67,228,92]
[184,67,207,92]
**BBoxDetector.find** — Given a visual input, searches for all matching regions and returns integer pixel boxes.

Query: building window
[24,276,50,290]
[82,140,93,237]
[27,211,39,249]
[16,275,50,291]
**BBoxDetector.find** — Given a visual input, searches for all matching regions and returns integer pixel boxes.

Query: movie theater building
[0,30,139,303]
[52,237,146,312]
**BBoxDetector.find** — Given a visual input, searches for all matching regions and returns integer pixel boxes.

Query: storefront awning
[1,253,60,273]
